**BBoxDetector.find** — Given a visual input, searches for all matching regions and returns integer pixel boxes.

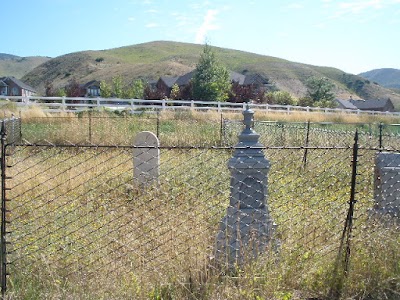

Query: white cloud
[146,23,159,28]
[128,17,135,22]
[339,0,384,13]
[190,1,212,11]
[195,9,220,44]
[287,3,304,9]
[329,0,390,18]
[314,22,327,29]
[146,9,158,14]
[172,13,191,28]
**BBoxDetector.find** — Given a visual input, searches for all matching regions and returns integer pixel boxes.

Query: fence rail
[1,95,399,117]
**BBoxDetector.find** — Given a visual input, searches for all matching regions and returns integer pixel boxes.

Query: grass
[0,56,50,78]
[2,108,400,299]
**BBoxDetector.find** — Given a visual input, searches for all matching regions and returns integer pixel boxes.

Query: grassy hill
[19,41,400,108]
[359,68,400,90]
[0,54,50,78]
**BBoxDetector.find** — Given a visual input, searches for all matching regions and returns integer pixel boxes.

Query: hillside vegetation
[0,53,50,78]
[359,68,400,90]
[18,41,400,108]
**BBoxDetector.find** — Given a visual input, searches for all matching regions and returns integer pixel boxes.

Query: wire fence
[21,112,223,147]
[19,113,400,149]
[222,119,400,149]
[1,117,399,299]
[0,118,21,145]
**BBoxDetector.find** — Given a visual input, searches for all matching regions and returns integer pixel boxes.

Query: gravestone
[215,106,274,268]
[133,131,160,186]
[374,152,400,217]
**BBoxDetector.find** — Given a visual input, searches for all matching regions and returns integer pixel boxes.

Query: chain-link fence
[222,119,400,149]
[1,117,399,299]
[20,113,400,149]
[1,117,21,145]
[21,112,223,147]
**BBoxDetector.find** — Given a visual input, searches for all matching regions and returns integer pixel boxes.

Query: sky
[2,0,400,75]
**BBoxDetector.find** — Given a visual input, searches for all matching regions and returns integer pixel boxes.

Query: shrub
[266,91,296,105]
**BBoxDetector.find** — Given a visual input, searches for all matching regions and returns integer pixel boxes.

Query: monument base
[215,206,275,269]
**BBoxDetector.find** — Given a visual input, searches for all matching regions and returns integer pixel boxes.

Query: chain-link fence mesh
[345,148,400,300]
[1,118,21,145]
[21,112,222,147]
[20,113,400,149]
[1,116,399,299]
[381,124,400,151]
[222,119,400,149]
[3,143,394,299]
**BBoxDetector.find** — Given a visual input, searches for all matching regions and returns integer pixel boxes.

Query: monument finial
[243,105,253,132]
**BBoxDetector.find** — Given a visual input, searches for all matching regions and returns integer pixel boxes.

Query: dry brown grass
[254,110,400,124]
[3,103,400,124]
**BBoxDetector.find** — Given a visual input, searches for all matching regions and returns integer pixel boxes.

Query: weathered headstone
[133,131,160,186]
[215,106,274,268]
[374,152,400,217]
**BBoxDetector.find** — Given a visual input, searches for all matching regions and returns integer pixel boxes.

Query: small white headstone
[374,152,400,217]
[133,131,160,186]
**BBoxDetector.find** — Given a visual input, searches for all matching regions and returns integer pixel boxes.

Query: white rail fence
[1,95,399,117]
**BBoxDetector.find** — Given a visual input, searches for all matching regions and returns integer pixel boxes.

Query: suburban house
[81,80,101,97]
[336,97,395,112]
[0,76,36,97]
[156,71,271,99]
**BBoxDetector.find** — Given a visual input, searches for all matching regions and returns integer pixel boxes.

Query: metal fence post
[18,111,22,142]
[344,130,359,274]
[219,113,223,146]
[302,120,311,168]
[1,121,8,297]
[88,110,92,143]
[379,122,383,150]
[329,130,359,299]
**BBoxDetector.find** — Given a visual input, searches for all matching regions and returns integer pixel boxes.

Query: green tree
[100,80,112,98]
[112,76,124,98]
[124,79,145,99]
[192,44,231,102]
[266,91,296,105]
[56,88,66,97]
[170,83,180,100]
[306,77,335,104]
[297,96,314,107]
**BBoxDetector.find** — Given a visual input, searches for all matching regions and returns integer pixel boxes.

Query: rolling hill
[359,68,400,90]
[0,54,51,78]
[15,41,400,109]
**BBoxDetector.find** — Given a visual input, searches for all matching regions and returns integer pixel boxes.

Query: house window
[0,87,7,95]
[88,87,100,96]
